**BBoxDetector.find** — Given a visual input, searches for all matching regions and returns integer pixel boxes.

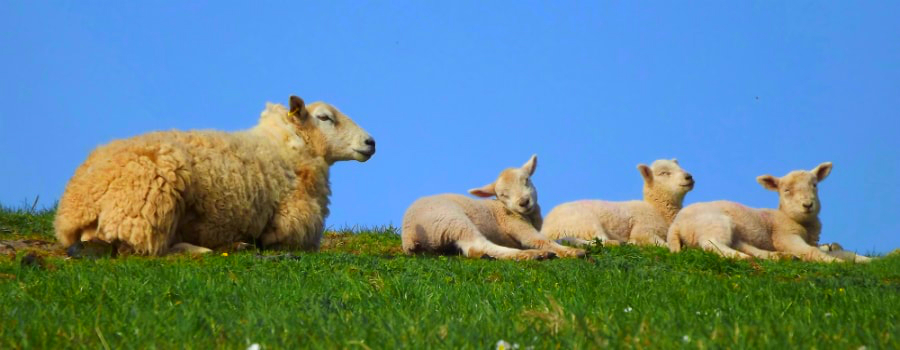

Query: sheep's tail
[667,224,682,253]
[54,188,98,248]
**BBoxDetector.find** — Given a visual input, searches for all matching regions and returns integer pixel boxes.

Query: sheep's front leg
[456,236,554,260]
[514,229,585,258]
[167,242,213,255]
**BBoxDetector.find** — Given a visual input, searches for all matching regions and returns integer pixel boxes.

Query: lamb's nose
[685,174,693,181]
[519,198,530,208]
[364,137,375,147]
[803,202,813,209]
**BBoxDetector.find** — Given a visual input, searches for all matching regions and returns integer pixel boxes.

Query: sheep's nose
[364,137,375,147]
[803,201,814,209]
[519,198,530,208]
[685,174,693,181]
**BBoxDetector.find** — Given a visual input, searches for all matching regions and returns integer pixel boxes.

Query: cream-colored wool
[542,159,694,246]
[54,96,375,255]
[401,155,585,260]
[667,162,870,263]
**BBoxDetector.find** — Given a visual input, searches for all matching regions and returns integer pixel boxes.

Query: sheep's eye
[659,172,670,176]
[813,183,817,188]
[498,193,508,198]
[317,115,331,122]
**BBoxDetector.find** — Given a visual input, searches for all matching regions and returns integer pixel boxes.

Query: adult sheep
[402,155,585,260]
[542,159,694,246]
[54,95,375,255]
[667,162,869,262]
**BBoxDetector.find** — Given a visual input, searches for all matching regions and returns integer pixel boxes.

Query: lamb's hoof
[558,248,586,258]
[536,251,557,261]
[515,250,549,261]
[480,254,497,261]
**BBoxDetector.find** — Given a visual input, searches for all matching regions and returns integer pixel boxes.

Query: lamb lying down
[542,159,694,246]
[401,155,585,260]
[667,162,870,263]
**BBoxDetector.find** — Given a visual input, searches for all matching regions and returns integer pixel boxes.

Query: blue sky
[1,2,897,253]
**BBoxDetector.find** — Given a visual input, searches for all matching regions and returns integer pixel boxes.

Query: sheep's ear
[637,164,653,184]
[812,162,832,182]
[521,154,538,176]
[289,95,309,121]
[671,158,679,165]
[468,183,496,198]
[757,175,779,191]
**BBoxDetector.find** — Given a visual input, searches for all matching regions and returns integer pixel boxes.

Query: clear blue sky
[1,2,897,253]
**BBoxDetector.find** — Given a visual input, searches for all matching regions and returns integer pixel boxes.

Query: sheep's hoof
[67,239,115,259]
[480,254,497,261]
[20,252,45,269]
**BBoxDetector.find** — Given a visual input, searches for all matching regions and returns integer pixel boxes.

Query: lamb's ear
[637,164,653,184]
[671,158,679,165]
[289,95,309,121]
[812,162,833,182]
[521,154,538,176]
[757,175,779,191]
[468,183,496,197]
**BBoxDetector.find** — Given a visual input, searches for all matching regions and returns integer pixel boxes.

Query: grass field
[1,206,897,349]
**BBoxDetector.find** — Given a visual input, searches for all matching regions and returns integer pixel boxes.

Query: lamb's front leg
[456,236,554,260]
[775,234,838,263]
[514,228,585,258]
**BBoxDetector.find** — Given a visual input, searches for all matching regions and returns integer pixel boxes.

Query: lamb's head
[637,158,695,198]
[288,96,375,164]
[469,154,539,216]
[757,162,832,223]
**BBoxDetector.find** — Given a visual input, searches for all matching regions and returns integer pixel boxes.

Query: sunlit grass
[1,206,897,349]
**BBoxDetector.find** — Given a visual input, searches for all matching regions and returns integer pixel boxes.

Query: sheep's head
[289,96,375,164]
[469,154,539,216]
[637,158,694,197]
[757,162,832,223]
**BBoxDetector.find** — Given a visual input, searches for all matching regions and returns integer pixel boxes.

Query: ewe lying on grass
[55,96,375,255]
[542,159,694,246]
[667,162,869,262]
[402,155,585,260]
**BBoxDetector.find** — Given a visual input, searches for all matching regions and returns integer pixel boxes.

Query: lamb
[401,155,585,260]
[667,162,870,263]
[54,95,375,255]
[542,159,694,246]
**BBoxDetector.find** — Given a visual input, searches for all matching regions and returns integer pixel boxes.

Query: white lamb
[542,159,694,246]
[55,95,375,255]
[667,162,870,262]
[401,155,585,260]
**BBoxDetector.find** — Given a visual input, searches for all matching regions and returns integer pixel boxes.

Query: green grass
[1,207,897,349]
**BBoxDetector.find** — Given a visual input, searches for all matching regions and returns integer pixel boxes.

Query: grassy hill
[1,207,897,349]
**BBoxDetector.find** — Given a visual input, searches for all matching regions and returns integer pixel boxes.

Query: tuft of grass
[0,204,55,239]
[0,206,897,349]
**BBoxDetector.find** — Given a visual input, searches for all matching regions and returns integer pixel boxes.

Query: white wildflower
[682,335,690,343]
[624,307,633,313]
[247,344,260,350]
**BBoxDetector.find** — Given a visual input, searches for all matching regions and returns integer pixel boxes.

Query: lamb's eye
[813,183,817,188]
[498,193,508,198]
[317,115,331,122]
[659,172,670,176]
